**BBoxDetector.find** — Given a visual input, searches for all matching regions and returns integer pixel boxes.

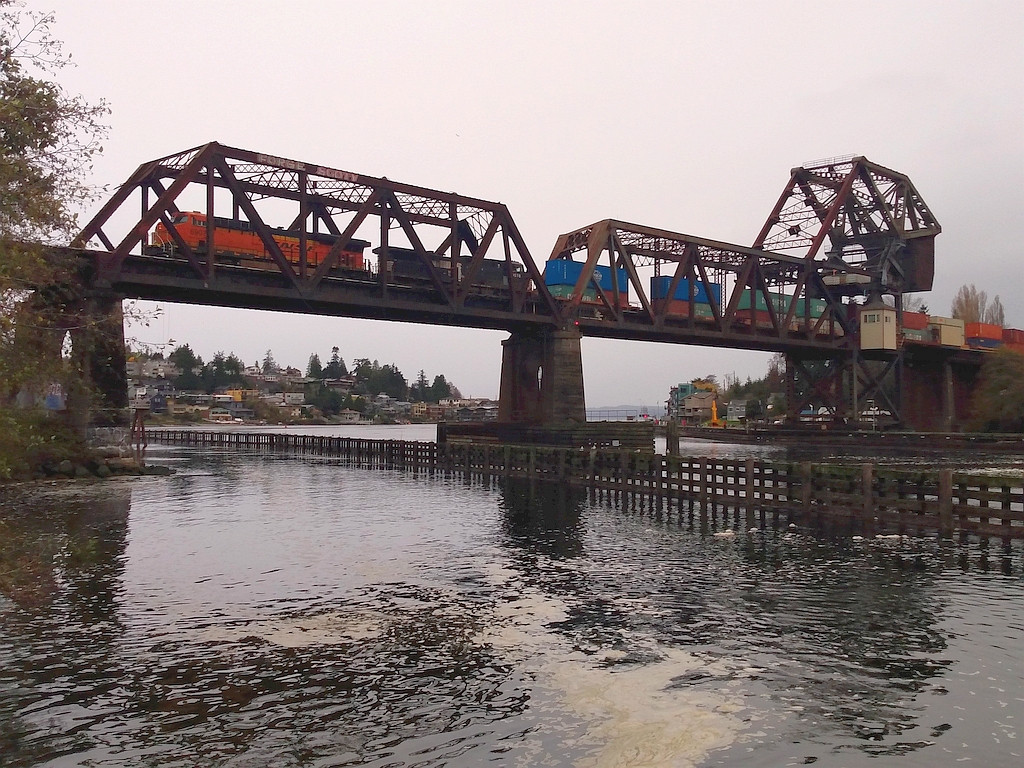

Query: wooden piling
[146,429,1024,541]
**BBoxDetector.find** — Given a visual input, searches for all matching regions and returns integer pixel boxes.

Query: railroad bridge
[50,142,984,431]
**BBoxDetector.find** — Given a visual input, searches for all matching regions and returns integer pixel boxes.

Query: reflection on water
[0,448,1021,767]
[500,478,587,559]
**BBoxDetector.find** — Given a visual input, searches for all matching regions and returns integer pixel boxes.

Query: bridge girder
[70,144,937,360]
[73,141,563,325]
[754,155,940,295]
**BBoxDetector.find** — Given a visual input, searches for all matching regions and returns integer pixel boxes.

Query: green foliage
[429,374,454,402]
[0,3,109,469]
[351,358,407,399]
[306,353,322,378]
[721,354,784,417]
[0,408,88,479]
[323,346,347,378]
[410,369,430,401]
[303,382,364,417]
[169,344,203,390]
[968,347,1024,432]
[202,351,246,392]
[168,345,246,393]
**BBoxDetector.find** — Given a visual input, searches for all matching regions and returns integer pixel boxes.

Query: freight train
[374,246,526,289]
[148,213,525,290]
[149,212,368,271]
[898,311,1024,353]
[544,258,1024,353]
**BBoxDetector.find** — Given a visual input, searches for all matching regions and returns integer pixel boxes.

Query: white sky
[41,0,1024,407]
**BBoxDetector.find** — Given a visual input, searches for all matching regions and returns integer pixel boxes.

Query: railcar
[150,212,368,271]
[375,246,525,289]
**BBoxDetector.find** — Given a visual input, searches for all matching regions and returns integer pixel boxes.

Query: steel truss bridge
[70,142,969,428]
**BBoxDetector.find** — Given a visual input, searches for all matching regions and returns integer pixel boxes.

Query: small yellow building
[859,305,897,350]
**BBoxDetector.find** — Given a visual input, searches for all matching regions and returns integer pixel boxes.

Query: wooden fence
[150,430,1024,541]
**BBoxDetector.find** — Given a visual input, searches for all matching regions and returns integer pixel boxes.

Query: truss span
[71,143,938,355]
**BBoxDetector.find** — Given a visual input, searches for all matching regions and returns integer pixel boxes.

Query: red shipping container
[1004,342,1024,356]
[965,322,1003,340]
[653,298,689,317]
[902,311,930,330]
[1002,327,1024,344]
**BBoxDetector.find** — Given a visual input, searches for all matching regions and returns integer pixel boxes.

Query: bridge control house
[859,304,897,350]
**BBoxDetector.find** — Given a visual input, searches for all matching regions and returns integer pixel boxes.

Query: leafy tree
[349,358,407,399]
[317,388,344,416]
[969,347,1024,432]
[1,1,108,437]
[306,353,323,379]
[951,284,1004,325]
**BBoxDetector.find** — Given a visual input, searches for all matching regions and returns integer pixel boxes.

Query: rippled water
[166,423,1024,474]
[1,444,1022,767]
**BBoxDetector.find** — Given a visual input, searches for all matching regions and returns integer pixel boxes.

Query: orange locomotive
[150,211,368,271]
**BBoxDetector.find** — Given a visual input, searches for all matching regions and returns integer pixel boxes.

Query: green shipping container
[902,328,932,342]
[548,284,597,301]
[735,290,825,318]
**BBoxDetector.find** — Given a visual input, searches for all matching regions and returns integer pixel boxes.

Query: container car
[375,246,525,288]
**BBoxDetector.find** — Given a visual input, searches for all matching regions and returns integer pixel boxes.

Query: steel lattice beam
[73,141,562,327]
[70,145,938,357]
[754,155,940,293]
[545,219,853,351]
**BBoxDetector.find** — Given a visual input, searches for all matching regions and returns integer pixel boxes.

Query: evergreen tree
[169,344,203,391]
[261,349,276,374]
[412,369,430,401]
[306,353,323,379]
[323,346,347,378]
[429,374,453,403]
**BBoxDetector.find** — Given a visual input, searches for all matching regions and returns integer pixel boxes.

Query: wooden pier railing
[150,430,1024,540]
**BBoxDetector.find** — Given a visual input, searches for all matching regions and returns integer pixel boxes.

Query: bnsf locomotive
[150,212,368,271]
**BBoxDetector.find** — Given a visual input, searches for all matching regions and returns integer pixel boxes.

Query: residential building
[726,400,748,422]
[681,391,715,424]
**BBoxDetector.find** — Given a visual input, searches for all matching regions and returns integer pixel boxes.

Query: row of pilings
[149,430,1024,542]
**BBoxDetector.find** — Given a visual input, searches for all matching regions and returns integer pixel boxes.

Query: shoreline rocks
[36,448,175,481]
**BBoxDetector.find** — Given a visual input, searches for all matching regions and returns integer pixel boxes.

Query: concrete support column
[784,354,798,421]
[942,359,955,433]
[498,328,585,424]
[77,293,128,414]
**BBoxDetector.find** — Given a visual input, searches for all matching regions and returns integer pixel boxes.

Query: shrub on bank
[0,409,91,481]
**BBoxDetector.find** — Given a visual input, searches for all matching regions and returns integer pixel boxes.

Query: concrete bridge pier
[77,293,129,418]
[498,328,586,424]
[10,287,128,432]
[902,355,978,432]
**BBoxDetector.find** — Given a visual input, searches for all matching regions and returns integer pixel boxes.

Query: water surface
[1,445,1021,766]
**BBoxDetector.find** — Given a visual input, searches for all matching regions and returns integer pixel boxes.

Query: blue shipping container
[544,259,628,292]
[966,337,1002,350]
[650,276,722,305]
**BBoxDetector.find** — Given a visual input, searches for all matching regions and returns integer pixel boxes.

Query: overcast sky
[41,0,1024,407]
